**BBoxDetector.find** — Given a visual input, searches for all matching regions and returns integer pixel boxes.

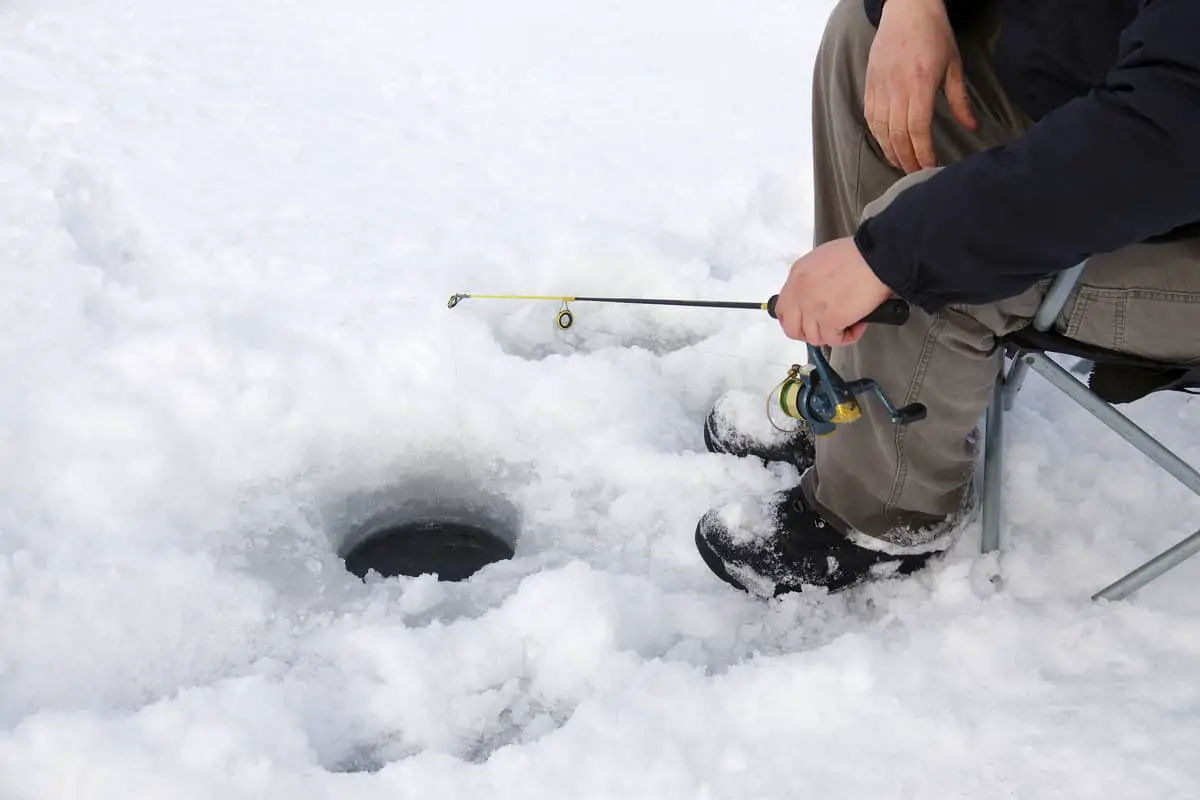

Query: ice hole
[332,476,520,582]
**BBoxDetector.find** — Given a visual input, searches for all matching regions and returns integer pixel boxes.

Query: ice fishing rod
[446,292,910,330]
[446,291,925,435]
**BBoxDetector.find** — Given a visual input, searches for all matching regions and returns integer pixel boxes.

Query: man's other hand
[773,237,894,347]
[865,0,976,173]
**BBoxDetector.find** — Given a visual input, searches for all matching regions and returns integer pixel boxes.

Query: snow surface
[4,0,1200,797]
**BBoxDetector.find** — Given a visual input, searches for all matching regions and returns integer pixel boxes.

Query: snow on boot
[694,481,944,597]
[703,388,815,470]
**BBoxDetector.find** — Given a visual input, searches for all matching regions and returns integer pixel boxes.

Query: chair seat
[1002,326,1200,404]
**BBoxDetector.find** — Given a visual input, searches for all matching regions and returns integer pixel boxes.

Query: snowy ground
[4,0,1200,797]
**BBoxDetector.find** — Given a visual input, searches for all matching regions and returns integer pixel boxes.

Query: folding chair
[980,261,1200,601]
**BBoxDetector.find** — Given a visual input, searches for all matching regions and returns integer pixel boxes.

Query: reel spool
[775,364,860,437]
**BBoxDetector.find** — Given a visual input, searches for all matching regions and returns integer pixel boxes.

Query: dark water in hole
[326,473,522,582]
[343,519,515,581]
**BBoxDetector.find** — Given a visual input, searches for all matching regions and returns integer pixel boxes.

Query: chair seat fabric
[1003,327,1200,404]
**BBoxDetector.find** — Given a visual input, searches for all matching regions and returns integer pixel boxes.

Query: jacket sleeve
[863,0,984,30]
[854,0,1200,313]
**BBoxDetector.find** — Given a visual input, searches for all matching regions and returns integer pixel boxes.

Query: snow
[4,0,1200,796]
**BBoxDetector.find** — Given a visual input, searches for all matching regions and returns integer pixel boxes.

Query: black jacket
[854,0,1200,313]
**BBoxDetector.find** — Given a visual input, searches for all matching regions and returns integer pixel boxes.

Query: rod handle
[766,295,909,326]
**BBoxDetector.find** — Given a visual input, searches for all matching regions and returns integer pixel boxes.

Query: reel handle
[894,402,928,425]
[766,295,910,327]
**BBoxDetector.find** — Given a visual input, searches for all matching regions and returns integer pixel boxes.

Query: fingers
[841,322,869,346]
[864,80,898,170]
[889,90,920,174]
[775,304,815,344]
[907,80,938,170]
[815,320,867,348]
[800,315,824,348]
[777,310,864,348]
[944,56,977,130]
[867,68,937,174]
[866,43,978,173]
[775,304,802,341]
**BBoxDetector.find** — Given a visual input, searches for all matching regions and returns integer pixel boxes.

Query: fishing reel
[773,345,927,436]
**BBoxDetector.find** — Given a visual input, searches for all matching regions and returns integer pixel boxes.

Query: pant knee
[820,0,877,55]
[814,0,878,92]
[861,167,943,221]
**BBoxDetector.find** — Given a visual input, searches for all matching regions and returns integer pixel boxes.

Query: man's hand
[773,237,894,347]
[865,0,976,173]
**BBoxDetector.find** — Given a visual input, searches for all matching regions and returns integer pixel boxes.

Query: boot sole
[696,516,945,597]
[694,522,750,593]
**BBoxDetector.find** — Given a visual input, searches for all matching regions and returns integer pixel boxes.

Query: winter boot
[703,389,815,470]
[694,478,946,597]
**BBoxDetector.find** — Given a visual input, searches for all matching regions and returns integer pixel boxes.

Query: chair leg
[1023,353,1200,599]
[1002,355,1030,411]
[981,372,1005,554]
[1093,527,1200,601]
[1025,354,1200,496]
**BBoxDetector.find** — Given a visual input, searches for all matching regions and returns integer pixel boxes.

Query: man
[694,0,1200,596]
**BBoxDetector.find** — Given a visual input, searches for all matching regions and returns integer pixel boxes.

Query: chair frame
[980,262,1200,601]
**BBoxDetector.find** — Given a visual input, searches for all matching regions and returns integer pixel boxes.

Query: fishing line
[443,305,477,488]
